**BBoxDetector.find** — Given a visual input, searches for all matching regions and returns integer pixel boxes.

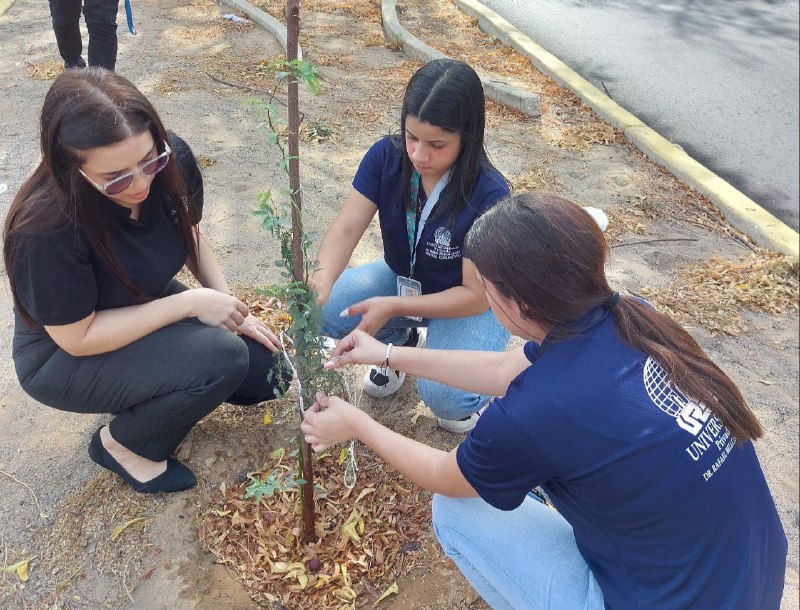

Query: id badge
[397,276,423,322]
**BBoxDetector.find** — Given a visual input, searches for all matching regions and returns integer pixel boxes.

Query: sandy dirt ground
[0,0,797,608]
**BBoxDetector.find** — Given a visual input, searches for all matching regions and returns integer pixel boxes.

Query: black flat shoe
[88,427,196,493]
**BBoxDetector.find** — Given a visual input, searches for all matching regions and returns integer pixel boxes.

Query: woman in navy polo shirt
[309,59,510,433]
[303,193,788,609]
[4,69,289,494]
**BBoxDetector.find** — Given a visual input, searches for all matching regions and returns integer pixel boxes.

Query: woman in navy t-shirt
[309,59,510,434]
[303,193,787,609]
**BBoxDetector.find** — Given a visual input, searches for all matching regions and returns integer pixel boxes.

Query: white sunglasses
[79,142,172,196]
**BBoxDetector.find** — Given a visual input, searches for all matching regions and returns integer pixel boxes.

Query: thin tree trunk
[285,0,316,544]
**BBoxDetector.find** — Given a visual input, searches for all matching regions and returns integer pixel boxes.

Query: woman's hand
[309,275,331,307]
[324,329,386,369]
[300,392,367,452]
[187,288,249,331]
[234,313,282,352]
[344,296,398,336]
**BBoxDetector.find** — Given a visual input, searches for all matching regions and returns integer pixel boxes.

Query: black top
[12,133,203,333]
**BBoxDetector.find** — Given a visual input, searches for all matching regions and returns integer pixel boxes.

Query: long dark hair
[465,192,763,442]
[394,58,504,223]
[3,68,200,327]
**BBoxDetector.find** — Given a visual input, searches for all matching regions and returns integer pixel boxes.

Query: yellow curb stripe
[454,0,799,259]
[0,0,17,17]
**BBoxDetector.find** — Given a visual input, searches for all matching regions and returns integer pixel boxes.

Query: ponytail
[466,192,763,443]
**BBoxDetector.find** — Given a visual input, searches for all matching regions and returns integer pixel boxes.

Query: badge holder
[397,276,423,322]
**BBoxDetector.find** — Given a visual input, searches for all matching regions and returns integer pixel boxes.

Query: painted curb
[221,0,301,59]
[381,0,540,118]
[453,0,799,259]
[0,0,17,17]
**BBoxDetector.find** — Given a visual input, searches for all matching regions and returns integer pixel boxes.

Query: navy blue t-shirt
[457,307,787,609]
[352,136,509,295]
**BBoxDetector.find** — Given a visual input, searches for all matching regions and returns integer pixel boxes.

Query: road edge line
[453,0,799,258]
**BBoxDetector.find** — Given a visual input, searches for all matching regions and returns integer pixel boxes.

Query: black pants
[14,318,290,461]
[48,0,120,70]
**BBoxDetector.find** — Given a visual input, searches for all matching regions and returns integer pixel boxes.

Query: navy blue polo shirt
[12,133,203,330]
[352,136,509,294]
[457,306,787,609]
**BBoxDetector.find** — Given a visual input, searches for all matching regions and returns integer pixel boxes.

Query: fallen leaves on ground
[199,447,432,609]
[640,250,799,335]
[2,557,36,581]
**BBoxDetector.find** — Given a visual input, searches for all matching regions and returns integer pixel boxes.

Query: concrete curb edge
[0,0,18,18]
[381,0,540,118]
[221,0,302,59]
[453,0,799,258]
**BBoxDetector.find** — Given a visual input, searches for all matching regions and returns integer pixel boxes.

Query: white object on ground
[0,184,7,195]
[222,13,251,23]
[583,206,609,232]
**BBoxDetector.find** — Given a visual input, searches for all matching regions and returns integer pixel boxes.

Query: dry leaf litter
[640,250,799,336]
[199,448,432,609]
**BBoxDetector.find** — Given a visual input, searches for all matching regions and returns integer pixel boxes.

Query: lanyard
[405,169,450,277]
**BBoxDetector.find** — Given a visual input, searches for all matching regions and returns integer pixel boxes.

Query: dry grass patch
[511,164,564,193]
[19,474,169,609]
[639,250,799,336]
[25,61,64,81]
[151,67,201,94]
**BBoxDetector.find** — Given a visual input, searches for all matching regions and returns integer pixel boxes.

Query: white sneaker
[436,404,487,434]
[361,328,424,398]
[362,367,406,398]
[436,411,481,434]
[583,206,609,232]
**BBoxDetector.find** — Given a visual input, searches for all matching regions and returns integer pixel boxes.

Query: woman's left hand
[234,312,282,352]
[344,296,397,336]
[300,392,366,452]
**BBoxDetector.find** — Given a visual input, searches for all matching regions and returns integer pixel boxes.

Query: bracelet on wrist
[382,342,393,370]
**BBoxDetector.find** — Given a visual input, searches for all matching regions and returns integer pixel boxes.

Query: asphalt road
[477,0,800,230]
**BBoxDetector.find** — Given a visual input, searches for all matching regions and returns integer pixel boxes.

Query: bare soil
[0,0,797,608]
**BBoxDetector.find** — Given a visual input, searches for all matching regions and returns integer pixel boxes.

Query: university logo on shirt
[643,357,734,476]
[425,227,460,260]
[434,227,451,246]
[643,357,711,435]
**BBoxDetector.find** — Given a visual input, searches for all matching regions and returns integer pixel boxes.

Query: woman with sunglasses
[303,193,787,609]
[3,68,290,494]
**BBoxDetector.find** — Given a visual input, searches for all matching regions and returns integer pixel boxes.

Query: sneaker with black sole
[436,404,487,434]
[362,328,425,398]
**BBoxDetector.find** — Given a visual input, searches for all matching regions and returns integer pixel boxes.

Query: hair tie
[603,291,620,309]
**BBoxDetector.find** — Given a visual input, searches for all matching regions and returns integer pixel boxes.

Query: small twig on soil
[0,468,48,519]
[204,71,309,124]
[683,201,757,252]
[611,238,699,249]
[204,71,285,104]
[123,562,136,606]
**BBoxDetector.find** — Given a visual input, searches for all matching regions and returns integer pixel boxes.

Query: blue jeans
[322,260,510,420]
[433,495,606,610]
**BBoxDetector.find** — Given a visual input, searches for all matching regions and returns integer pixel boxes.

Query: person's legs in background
[48,0,86,68]
[419,308,509,432]
[433,495,606,610]
[83,0,119,70]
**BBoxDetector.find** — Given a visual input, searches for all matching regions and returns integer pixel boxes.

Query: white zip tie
[340,368,364,489]
[279,331,304,413]
[281,332,361,488]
